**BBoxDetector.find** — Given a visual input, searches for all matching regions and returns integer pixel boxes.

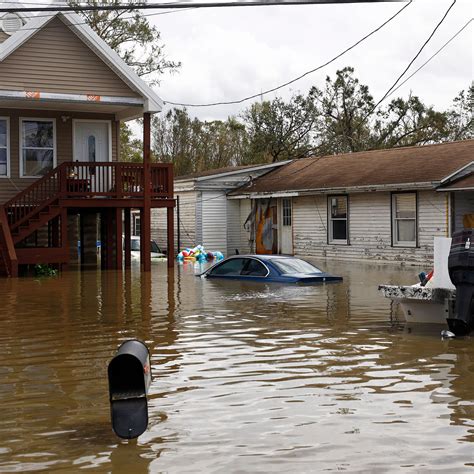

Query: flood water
[0,259,473,473]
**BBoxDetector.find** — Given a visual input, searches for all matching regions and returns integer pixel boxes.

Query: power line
[0,0,409,13]
[386,18,473,99]
[163,0,412,107]
[11,7,197,32]
[368,0,458,115]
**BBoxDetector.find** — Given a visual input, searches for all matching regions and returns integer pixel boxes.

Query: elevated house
[151,162,288,255]
[0,5,174,277]
[229,140,474,266]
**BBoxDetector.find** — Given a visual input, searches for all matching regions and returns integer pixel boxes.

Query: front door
[73,121,111,192]
[280,198,293,254]
[73,121,110,163]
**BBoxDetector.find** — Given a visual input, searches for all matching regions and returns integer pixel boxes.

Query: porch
[0,159,175,277]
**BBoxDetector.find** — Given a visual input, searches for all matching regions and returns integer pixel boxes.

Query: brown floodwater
[0,259,473,473]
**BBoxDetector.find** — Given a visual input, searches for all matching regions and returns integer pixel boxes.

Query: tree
[445,84,474,141]
[152,110,250,175]
[311,67,374,155]
[69,0,180,82]
[70,0,181,161]
[242,92,318,163]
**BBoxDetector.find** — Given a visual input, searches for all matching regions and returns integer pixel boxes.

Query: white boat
[379,237,456,324]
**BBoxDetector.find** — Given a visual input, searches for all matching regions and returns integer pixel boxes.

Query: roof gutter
[229,181,438,199]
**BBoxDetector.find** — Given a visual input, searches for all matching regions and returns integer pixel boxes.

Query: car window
[241,259,267,276]
[209,258,247,276]
[272,258,322,274]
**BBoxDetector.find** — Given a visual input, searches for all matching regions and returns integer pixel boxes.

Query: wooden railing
[61,162,173,198]
[4,162,174,229]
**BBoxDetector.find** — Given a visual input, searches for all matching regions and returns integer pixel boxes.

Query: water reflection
[0,260,472,472]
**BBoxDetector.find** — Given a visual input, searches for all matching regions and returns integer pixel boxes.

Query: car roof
[224,254,297,261]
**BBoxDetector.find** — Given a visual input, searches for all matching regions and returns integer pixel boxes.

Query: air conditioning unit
[1,13,23,36]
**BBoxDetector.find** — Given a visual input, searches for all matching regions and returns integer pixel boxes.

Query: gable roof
[0,10,163,113]
[230,140,474,196]
[438,172,474,191]
[176,162,290,181]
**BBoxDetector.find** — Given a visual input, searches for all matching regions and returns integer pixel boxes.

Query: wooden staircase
[0,166,65,277]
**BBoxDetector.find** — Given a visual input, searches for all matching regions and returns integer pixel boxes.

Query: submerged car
[129,236,166,261]
[203,255,342,284]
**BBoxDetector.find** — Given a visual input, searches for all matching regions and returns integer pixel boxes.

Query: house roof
[176,162,289,181]
[437,172,474,191]
[230,140,474,196]
[0,9,163,116]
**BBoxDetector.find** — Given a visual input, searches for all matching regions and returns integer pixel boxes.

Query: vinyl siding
[201,191,227,253]
[0,109,118,204]
[226,199,240,256]
[290,190,448,266]
[151,190,197,251]
[0,17,140,98]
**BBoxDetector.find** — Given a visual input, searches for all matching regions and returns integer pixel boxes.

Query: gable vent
[1,13,23,36]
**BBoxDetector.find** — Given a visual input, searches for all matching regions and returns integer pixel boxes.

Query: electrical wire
[386,18,473,99]
[163,0,412,107]
[368,0,458,115]
[0,0,412,14]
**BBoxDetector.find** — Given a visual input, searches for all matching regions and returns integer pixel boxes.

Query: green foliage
[34,264,58,277]
[69,0,180,83]
[120,123,143,162]
[152,110,249,175]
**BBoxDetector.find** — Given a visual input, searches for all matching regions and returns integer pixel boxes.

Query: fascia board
[231,182,436,198]
[59,12,164,113]
[440,161,474,184]
[194,161,292,182]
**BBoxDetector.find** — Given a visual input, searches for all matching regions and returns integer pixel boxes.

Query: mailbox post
[108,340,152,439]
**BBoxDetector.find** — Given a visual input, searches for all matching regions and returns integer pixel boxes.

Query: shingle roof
[231,140,474,195]
[438,172,474,191]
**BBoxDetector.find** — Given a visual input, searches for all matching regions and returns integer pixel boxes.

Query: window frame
[391,191,418,248]
[19,117,57,178]
[0,117,10,179]
[282,198,292,227]
[132,214,141,236]
[327,195,349,245]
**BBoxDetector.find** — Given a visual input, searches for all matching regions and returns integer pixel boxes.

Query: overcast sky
[149,0,473,121]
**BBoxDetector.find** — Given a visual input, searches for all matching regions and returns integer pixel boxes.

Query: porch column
[142,112,152,272]
[167,206,174,268]
[115,208,123,270]
[61,209,69,272]
[124,208,132,269]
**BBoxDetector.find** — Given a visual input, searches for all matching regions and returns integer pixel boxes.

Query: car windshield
[271,258,322,274]
[130,240,161,253]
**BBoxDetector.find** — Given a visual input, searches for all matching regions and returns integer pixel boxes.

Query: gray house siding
[290,190,448,266]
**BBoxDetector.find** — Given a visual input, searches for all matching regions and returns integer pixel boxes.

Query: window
[0,118,8,177]
[282,198,292,226]
[21,119,55,177]
[272,258,322,275]
[392,193,417,247]
[241,259,268,276]
[328,196,348,244]
[133,214,141,236]
[209,258,247,276]
[88,135,96,162]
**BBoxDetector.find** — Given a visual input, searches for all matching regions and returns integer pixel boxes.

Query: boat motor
[447,229,474,336]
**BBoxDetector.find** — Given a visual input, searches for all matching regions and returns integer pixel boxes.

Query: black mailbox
[447,229,474,336]
[108,340,152,439]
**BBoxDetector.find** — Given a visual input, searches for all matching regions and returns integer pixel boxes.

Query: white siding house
[151,163,288,255]
[229,140,474,266]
